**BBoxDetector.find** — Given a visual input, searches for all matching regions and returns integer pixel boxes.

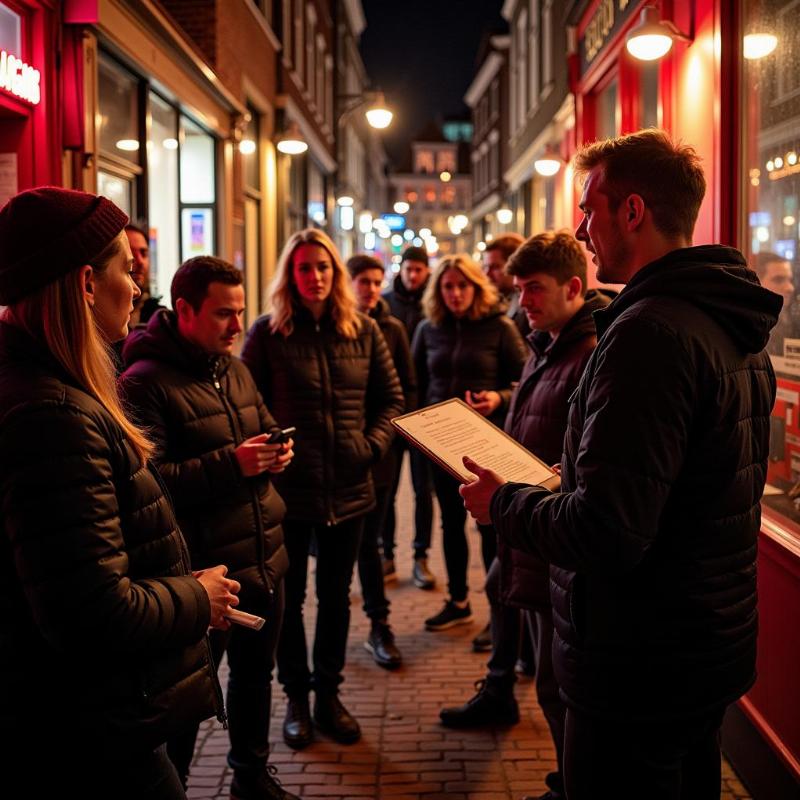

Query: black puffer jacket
[497,291,610,611]
[241,307,404,524]
[412,307,528,427]
[0,321,219,755]
[383,274,428,338]
[491,246,780,721]
[370,298,417,488]
[119,310,289,608]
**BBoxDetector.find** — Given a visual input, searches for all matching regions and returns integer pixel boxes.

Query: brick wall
[158,0,217,67]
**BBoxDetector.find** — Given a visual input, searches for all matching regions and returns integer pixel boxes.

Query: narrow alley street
[187,465,753,800]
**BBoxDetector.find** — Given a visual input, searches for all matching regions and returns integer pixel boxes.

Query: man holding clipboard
[460,130,780,799]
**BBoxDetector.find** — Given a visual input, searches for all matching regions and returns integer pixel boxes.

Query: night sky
[359,0,506,166]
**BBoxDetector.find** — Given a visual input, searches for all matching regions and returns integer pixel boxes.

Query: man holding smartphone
[120,256,299,800]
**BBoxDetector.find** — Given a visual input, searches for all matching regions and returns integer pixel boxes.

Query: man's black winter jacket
[120,310,289,608]
[491,246,781,721]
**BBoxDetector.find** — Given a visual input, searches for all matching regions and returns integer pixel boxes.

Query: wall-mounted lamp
[337,195,354,207]
[743,33,777,60]
[496,208,513,225]
[276,121,308,155]
[393,201,410,214]
[338,90,394,130]
[626,6,691,62]
[534,146,563,177]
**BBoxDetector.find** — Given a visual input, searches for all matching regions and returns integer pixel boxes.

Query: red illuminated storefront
[569,1,799,796]
[0,1,61,204]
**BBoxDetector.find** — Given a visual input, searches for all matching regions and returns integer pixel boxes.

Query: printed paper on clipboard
[392,398,560,490]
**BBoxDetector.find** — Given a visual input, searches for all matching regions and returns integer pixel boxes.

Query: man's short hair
[347,253,384,279]
[506,230,587,293]
[171,255,243,311]
[484,233,525,261]
[401,246,428,265]
[754,251,788,279]
[125,222,148,239]
[574,128,706,241]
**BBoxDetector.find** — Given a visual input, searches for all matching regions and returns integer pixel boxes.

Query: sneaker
[382,557,397,583]
[313,693,361,744]
[425,600,473,631]
[439,679,519,728]
[365,620,402,669]
[412,557,436,590]
[471,622,492,652]
[230,764,300,800]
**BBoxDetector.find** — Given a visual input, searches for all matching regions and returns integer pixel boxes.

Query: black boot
[230,764,301,800]
[313,692,361,744]
[282,695,312,749]
[439,679,519,728]
[365,620,402,669]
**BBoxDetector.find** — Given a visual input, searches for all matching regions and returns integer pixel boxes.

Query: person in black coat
[347,254,418,670]
[120,256,297,800]
[0,187,240,800]
[382,245,437,589]
[241,229,403,750]
[441,231,611,800]
[462,130,782,799]
[413,253,528,638]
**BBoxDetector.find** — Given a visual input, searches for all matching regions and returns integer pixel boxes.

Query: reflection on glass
[743,0,800,526]
[180,117,215,204]
[97,171,132,218]
[98,56,139,160]
[596,78,618,139]
[181,207,214,262]
[148,92,180,305]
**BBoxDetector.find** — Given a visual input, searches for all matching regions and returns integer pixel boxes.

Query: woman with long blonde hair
[242,228,403,749]
[413,253,527,640]
[0,187,239,799]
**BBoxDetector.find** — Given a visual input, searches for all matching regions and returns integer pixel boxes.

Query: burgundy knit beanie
[0,186,129,305]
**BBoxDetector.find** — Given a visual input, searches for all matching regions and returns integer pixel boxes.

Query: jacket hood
[122,308,230,377]
[594,245,781,354]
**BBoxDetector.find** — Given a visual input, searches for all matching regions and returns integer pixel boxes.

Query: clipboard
[392,398,560,490]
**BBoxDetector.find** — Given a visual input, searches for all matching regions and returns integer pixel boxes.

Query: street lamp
[534,145,562,177]
[625,6,691,62]
[276,121,308,155]
[338,90,394,130]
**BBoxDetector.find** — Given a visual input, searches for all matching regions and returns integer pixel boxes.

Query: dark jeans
[564,706,726,800]
[278,516,364,697]
[382,447,433,561]
[485,561,565,794]
[358,482,392,621]
[168,584,284,783]
[432,466,495,602]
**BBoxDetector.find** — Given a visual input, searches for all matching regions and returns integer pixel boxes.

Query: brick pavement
[188,460,753,800]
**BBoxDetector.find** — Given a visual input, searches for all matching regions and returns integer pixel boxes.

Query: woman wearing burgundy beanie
[0,187,240,799]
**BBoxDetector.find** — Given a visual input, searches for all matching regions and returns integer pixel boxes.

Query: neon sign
[0,49,40,105]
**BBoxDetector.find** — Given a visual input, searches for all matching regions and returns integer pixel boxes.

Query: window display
[742,0,800,534]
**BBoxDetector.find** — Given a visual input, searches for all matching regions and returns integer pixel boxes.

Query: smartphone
[267,426,296,444]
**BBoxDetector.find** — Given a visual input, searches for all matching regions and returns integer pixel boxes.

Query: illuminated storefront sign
[580,0,638,69]
[0,49,40,105]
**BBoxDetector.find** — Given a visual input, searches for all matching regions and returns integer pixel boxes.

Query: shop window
[741,0,800,534]
[242,107,261,325]
[97,58,140,163]
[308,160,326,228]
[97,171,132,218]
[0,5,20,54]
[595,76,619,139]
[179,116,216,263]
[148,92,179,304]
[640,61,659,128]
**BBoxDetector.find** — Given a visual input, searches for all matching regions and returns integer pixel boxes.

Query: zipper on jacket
[205,635,228,729]
[210,359,271,597]
[315,322,337,526]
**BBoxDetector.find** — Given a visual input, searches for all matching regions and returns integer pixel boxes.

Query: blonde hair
[269,228,361,339]
[422,254,498,325]
[5,239,152,463]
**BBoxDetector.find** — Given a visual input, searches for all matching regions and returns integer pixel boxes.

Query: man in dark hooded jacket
[461,129,781,799]
[120,256,298,800]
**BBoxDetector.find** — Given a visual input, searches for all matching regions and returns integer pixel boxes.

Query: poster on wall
[181,207,214,262]
[0,152,17,208]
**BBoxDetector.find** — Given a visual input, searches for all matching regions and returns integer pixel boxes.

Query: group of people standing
[0,126,785,800]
